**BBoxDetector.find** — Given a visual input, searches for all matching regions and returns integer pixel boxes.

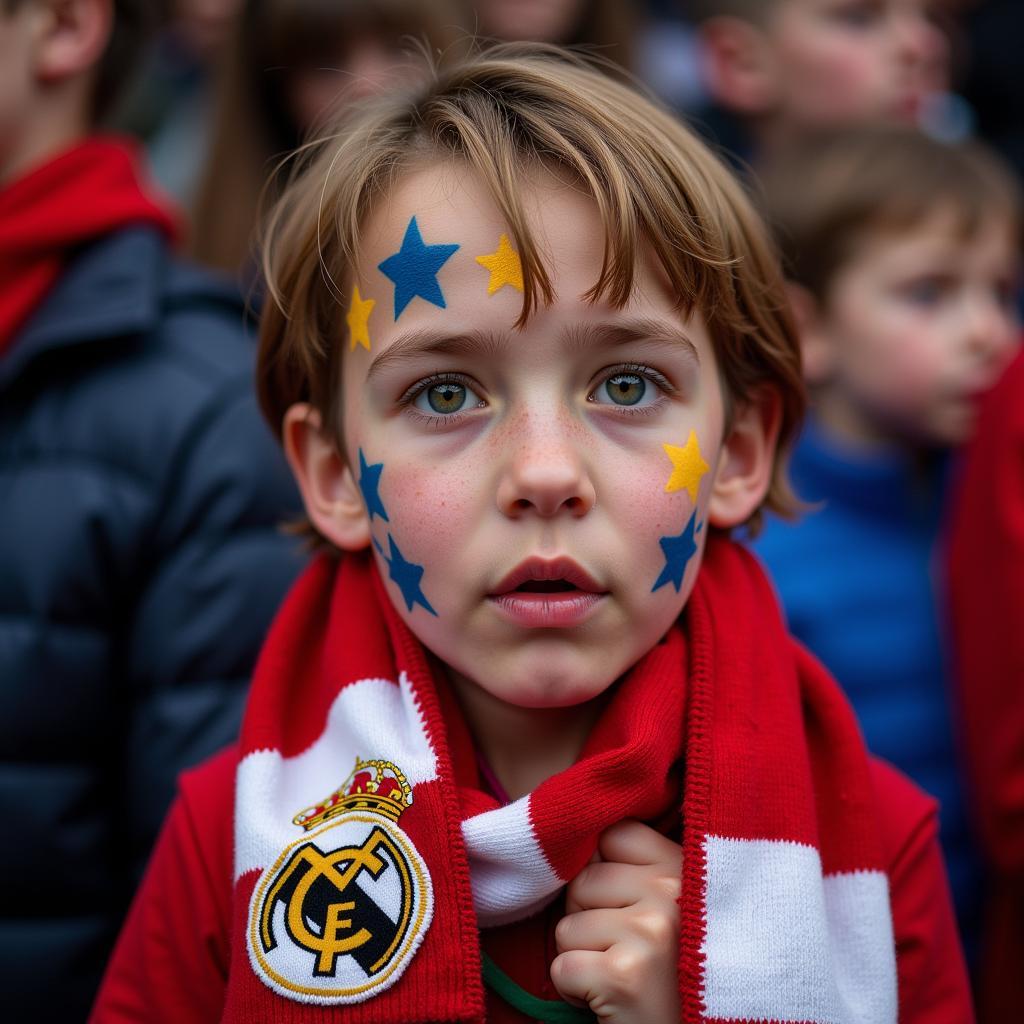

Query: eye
[409,375,485,417]
[901,276,949,307]
[589,365,669,410]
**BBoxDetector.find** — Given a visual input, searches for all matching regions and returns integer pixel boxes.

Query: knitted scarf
[229,539,898,1023]
[0,137,177,354]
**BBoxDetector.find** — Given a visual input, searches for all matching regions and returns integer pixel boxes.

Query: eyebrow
[365,315,699,381]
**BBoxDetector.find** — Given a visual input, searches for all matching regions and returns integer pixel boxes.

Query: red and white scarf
[227,538,897,1022]
[0,137,178,355]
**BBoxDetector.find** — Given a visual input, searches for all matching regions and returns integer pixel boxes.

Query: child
[93,44,972,1023]
[948,349,1024,1022]
[0,0,302,1018]
[753,126,1021,962]
[189,0,466,275]
[689,0,949,156]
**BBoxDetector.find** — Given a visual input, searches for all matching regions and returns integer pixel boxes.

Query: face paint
[377,215,459,319]
[662,430,709,502]
[358,449,437,615]
[357,448,389,522]
[475,233,524,295]
[652,510,701,594]
[383,533,437,616]
[346,286,375,351]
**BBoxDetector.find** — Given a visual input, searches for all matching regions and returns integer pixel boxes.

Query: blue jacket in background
[0,227,305,1020]
[752,419,982,957]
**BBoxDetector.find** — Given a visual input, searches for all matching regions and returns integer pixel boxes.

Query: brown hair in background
[757,125,1023,303]
[189,0,467,274]
[257,42,805,540]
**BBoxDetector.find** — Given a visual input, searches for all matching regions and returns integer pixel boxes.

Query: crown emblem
[293,757,413,831]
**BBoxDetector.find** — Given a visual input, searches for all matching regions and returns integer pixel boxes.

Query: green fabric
[481,952,597,1023]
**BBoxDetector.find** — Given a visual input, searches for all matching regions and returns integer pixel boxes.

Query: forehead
[351,162,695,358]
[846,206,1019,269]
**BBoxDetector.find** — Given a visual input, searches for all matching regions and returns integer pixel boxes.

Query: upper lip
[490,556,605,595]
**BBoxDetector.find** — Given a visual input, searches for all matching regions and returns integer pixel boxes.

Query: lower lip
[488,591,606,628]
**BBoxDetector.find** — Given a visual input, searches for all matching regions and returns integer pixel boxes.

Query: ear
[282,404,372,551]
[786,281,834,386]
[707,386,782,529]
[699,16,781,115]
[32,0,112,85]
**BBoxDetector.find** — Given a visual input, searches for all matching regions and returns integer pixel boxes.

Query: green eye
[411,377,484,417]
[603,373,646,406]
[427,382,467,413]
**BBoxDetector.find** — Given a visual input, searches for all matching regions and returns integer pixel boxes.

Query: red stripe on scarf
[0,137,178,353]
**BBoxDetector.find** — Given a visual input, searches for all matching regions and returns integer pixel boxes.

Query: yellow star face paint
[662,431,709,502]
[475,233,524,295]
[347,286,376,351]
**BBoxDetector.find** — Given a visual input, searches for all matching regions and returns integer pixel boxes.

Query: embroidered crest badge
[247,757,433,1004]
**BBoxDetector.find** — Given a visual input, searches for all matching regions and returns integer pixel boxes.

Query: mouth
[488,557,607,628]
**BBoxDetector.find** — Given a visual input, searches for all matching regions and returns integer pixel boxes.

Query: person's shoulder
[867,756,938,868]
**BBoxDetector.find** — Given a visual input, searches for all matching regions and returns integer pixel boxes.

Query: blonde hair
[258,43,804,535]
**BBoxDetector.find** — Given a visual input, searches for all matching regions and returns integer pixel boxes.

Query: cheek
[783,37,886,119]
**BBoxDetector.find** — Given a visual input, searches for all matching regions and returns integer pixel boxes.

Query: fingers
[556,907,677,955]
[597,819,683,868]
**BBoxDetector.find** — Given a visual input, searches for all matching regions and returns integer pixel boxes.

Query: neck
[1,89,92,188]
[447,672,612,801]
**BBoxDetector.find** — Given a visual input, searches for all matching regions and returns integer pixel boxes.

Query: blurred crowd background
[4,0,1024,1020]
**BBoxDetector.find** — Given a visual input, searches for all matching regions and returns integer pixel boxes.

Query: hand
[550,820,683,1023]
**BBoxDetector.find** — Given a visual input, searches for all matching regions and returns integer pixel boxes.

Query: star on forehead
[358,449,389,523]
[377,215,459,320]
[384,534,437,616]
[346,286,375,351]
[476,233,524,295]
[652,511,701,594]
[663,431,710,502]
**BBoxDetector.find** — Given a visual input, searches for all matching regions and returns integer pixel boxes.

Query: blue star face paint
[358,448,389,523]
[377,216,459,320]
[652,511,701,594]
[384,534,437,616]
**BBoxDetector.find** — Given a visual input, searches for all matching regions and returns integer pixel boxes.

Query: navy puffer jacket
[0,228,304,1020]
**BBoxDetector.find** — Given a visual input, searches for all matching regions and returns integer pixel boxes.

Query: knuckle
[632,907,675,946]
[554,914,575,951]
[605,946,644,993]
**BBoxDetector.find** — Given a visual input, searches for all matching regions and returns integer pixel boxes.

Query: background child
[948,348,1024,1022]
[188,0,466,276]
[753,125,1021,961]
[0,1,302,1018]
[94,44,970,1023]
[688,0,949,157]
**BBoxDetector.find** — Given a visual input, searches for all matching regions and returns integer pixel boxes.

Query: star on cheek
[357,448,389,523]
[475,233,524,295]
[377,215,460,319]
[346,286,375,351]
[652,510,702,594]
[384,534,437,616]
[663,430,709,502]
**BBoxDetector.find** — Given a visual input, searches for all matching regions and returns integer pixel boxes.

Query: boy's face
[767,0,948,129]
[298,165,769,712]
[815,210,1020,447]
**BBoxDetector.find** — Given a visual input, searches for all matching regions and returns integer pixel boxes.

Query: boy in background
[689,0,948,156]
[95,44,970,1023]
[0,1,301,1018]
[753,126,1021,962]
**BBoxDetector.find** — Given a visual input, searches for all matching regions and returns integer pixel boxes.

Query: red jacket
[91,745,970,1023]
[948,349,1024,1021]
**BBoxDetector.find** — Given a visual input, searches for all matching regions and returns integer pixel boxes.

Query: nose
[495,414,596,520]
[894,8,948,79]
[965,292,1017,363]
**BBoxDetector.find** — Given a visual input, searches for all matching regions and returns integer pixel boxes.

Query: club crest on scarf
[246,757,433,1005]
